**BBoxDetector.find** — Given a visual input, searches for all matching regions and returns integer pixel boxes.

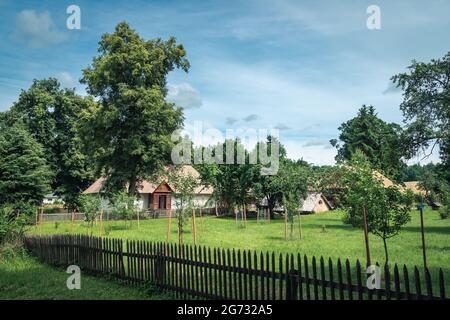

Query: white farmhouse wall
[171,194,213,209]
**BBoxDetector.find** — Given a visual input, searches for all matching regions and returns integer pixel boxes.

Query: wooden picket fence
[24,235,448,300]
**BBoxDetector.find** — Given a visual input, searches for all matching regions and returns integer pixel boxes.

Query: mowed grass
[29,208,450,292]
[0,250,171,300]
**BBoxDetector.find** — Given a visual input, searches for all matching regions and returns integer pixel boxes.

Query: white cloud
[284,139,337,165]
[225,117,237,125]
[167,83,202,109]
[243,114,258,122]
[274,123,290,131]
[302,139,332,148]
[14,10,68,48]
[56,72,77,88]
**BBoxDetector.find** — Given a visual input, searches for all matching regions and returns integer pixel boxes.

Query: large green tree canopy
[392,52,450,183]
[9,78,95,208]
[330,105,405,180]
[0,123,51,206]
[80,22,189,195]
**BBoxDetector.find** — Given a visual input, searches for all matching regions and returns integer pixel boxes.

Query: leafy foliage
[80,22,188,195]
[341,151,414,262]
[279,160,309,239]
[392,52,450,183]
[0,205,28,244]
[78,195,101,233]
[167,166,199,243]
[9,78,95,209]
[0,123,51,206]
[110,191,140,228]
[330,105,405,181]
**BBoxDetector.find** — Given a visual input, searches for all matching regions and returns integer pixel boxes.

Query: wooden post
[99,209,103,238]
[298,211,302,239]
[244,204,247,227]
[361,206,371,266]
[35,207,38,226]
[419,205,427,270]
[200,207,204,233]
[39,207,43,225]
[193,209,197,244]
[167,208,172,242]
[136,208,140,229]
[69,210,74,234]
[284,210,288,240]
[257,207,260,224]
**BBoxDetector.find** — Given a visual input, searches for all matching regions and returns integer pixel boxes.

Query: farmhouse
[83,165,214,211]
[300,192,333,213]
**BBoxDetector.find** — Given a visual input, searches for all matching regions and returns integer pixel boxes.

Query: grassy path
[0,250,170,300]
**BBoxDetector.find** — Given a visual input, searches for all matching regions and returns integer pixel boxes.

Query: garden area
[0,247,171,300]
[28,208,450,287]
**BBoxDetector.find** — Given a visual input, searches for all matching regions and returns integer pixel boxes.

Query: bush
[111,191,139,228]
[78,195,101,233]
[439,206,449,219]
[0,205,27,245]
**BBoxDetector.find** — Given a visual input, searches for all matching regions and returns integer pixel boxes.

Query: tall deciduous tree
[330,105,405,181]
[80,22,188,196]
[9,78,95,209]
[391,52,450,183]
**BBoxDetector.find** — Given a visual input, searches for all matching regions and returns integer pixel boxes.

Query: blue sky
[1,0,449,165]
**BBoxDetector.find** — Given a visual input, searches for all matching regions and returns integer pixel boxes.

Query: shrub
[78,195,101,234]
[111,191,139,228]
[0,205,27,245]
[439,206,449,219]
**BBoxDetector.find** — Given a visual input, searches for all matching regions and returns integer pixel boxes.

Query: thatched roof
[83,165,213,195]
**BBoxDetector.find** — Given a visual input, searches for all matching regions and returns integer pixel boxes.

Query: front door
[158,195,167,209]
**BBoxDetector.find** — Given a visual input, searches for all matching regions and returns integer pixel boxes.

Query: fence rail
[37,208,217,222]
[24,235,448,300]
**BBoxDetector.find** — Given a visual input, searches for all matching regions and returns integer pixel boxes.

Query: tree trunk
[128,174,137,196]
[383,238,389,265]
[284,210,288,240]
[268,196,275,220]
[290,223,294,240]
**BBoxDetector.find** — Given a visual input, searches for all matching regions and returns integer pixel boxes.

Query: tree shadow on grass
[305,223,356,231]
[403,226,450,235]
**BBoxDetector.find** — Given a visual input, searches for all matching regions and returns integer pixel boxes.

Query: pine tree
[0,123,52,206]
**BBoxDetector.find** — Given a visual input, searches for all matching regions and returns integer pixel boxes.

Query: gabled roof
[403,181,426,195]
[300,192,332,212]
[83,165,213,195]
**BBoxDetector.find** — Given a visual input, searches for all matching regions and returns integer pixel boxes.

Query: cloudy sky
[1,0,449,165]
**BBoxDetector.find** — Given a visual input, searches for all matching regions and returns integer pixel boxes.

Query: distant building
[83,165,214,211]
[403,181,426,196]
[42,193,64,205]
[300,192,333,214]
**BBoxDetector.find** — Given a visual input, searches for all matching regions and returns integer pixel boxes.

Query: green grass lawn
[0,250,171,300]
[28,208,450,293]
